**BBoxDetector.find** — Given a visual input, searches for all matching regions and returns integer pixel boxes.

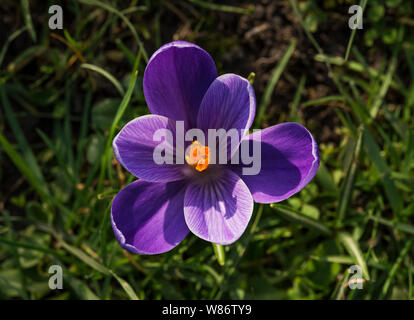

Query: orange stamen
[185,141,210,172]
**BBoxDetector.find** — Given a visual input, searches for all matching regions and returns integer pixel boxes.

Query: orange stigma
[185,141,210,172]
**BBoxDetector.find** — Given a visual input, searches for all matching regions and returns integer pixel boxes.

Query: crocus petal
[196,74,256,159]
[184,169,253,245]
[111,180,189,254]
[232,122,319,203]
[113,114,186,182]
[144,41,218,128]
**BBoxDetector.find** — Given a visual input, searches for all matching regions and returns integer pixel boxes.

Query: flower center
[185,140,210,172]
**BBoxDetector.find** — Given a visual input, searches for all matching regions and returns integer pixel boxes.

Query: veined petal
[113,114,186,182]
[232,122,319,203]
[111,180,189,255]
[184,169,253,245]
[144,41,217,128]
[196,74,256,160]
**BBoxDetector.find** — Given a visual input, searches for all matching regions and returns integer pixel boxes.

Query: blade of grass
[111,272,140,300]
[75,85,92,179]
[379,239,413,299]
[0,131,73,222]
[0,83,49,195]
[302,95,346,107]
[383,107,407,141]
[336,126,363,226]
[187,0,253,15]
[36,129,76,185]
[288,0,323,54]
[20,0,36,42]
[97,51,141,192]
[115,38,135,66]
[315,161,338,195]
[362,127,403,216]
[331,72,371,125]
[255,40,296,127]
[98,205,111,265]
[78,0,148,62]
[0,132,48,200]
[311,255,387,271]
[84,13,116,55]
[0,237,69,263]
[334,108,357,135]
[369,51,398,119]
[59,240,139,300]
[315,52,404,94]
[332,271,350,300]
[214,204,264,299]
[369,216,414,235]
[270,204,332,236]
[349,81,367,111]
[64,274,100,300]
[7,45,47,73]
[2,212,29,299]
[344,0,367,62]
[81,63,125,96]
[288,75,306,121]
[64,81,75,177]
[337,232,370,280]
[0,26,27,68]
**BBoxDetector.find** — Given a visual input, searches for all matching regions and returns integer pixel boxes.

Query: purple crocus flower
[111,41,319,254]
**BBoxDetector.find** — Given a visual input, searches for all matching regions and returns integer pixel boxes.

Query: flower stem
[212,243,226,266]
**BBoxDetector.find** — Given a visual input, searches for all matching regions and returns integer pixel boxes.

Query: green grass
[0,0,413,300]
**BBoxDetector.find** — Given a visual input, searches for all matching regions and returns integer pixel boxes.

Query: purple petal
[196,74,256,159]
[144,41,217,128]
[184,169,253,245]
[232,122,319,203]
[113,114,186,182]
[111,180,189,254]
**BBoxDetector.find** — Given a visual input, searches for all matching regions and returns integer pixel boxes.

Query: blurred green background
[1,0,413,300]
